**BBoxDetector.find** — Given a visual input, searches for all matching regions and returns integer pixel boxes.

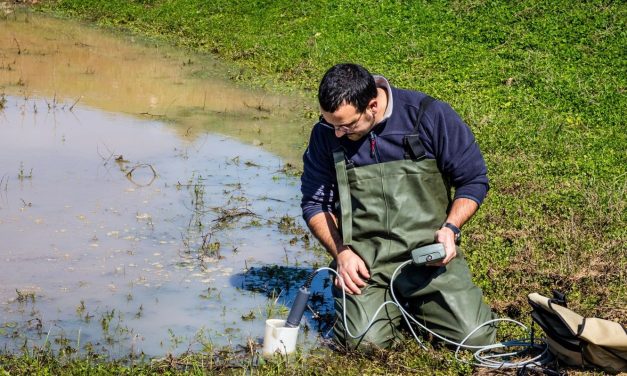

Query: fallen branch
[125,163,157,187]
[213,207,257,223]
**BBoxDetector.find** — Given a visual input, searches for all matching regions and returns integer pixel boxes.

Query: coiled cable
[301,263,550,370]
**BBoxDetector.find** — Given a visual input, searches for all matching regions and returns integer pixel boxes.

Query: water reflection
[0,95,323,357]
[0,13,312,166]
[233,265,335,336]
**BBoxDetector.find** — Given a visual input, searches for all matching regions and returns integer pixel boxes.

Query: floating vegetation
[17,161,32,181]
[76,300,85,316]
[213,207,257,225]
[15,289,36,304]
[277,162,302,177]
[240,311,256,321]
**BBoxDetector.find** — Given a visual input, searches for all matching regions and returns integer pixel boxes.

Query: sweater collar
[373,75,393,123]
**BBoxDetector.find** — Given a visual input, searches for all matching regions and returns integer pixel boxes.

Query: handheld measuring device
[411,243,446,265]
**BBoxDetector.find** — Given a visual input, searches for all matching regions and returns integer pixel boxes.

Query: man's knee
[333,319,402,350]
[456,320,497,347]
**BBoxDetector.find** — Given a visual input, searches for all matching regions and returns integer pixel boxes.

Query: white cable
[311,267,404,341]
[307,263,550,370]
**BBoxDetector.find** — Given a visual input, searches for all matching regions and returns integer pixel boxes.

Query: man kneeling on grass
[300,63,496,349]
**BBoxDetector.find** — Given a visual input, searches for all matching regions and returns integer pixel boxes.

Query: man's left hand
[433,226,457,265]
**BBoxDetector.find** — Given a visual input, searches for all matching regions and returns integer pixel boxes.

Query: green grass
[4,0,626,374]
[0,341,475,375]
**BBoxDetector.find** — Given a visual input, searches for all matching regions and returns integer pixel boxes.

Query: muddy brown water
[0,13,332,357]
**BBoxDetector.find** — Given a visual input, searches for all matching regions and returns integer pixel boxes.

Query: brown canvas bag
[528,292,627,373]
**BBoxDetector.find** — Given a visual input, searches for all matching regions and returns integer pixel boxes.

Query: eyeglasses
[317,111,364,134]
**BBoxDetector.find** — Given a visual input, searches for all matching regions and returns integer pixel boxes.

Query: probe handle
[285,286,310,328]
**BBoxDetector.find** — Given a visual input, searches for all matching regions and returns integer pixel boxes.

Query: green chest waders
[331,98,496,350]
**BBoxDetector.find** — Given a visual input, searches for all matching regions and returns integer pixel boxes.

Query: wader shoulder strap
[333,150,352,245]
[403,95,435,161]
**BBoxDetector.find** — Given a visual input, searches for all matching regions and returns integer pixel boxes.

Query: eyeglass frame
[317,111,365,134]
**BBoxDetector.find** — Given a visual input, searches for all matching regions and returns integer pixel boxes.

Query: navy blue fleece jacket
[300,84,489,223]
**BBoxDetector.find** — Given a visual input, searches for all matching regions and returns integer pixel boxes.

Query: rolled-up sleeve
[300,125,337,223]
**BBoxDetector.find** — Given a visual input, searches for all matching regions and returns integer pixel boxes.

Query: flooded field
[0,11,311,165]
[0,13,332,357]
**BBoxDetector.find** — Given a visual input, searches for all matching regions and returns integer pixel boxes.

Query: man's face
[320,103,376,141]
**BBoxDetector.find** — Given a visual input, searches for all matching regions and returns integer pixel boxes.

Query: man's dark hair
[318,63,377,113]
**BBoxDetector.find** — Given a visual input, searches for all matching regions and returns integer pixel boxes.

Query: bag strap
[528,293,582,352]
[551,290,568,307]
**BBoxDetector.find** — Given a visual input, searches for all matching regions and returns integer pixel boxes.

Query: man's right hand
[335,246,370,295]
[304,212,370,294]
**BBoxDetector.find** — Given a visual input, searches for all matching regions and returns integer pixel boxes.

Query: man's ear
[368,98,378,115]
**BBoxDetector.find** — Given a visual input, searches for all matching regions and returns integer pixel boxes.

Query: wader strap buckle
[333,150,353,245]
[403,95,435,161]
[403,134,427,161]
